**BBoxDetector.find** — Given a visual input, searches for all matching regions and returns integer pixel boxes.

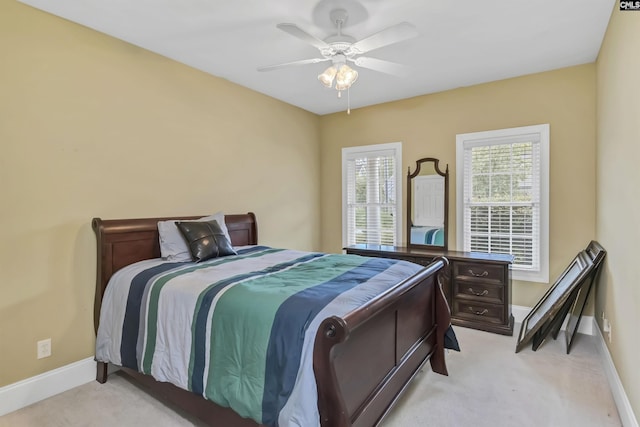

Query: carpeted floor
[0,325,622,427]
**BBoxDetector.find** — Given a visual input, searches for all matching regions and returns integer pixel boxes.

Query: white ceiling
[20,0,614,115]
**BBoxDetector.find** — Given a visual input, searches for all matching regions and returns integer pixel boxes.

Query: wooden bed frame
[92,213,452,427]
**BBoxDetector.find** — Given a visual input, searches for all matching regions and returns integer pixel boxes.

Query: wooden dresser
[345,244,515,336]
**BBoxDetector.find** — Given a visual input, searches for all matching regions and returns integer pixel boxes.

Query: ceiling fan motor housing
[321,41,356,57]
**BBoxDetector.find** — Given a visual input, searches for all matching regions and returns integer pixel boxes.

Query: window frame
[342,142,403,248]
[456,124,550,283]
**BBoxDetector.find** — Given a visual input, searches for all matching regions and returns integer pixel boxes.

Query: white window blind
[342,143,402,247]
[457,125,549,283]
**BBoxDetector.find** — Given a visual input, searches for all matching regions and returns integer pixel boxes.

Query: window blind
[344,148,399,246]
[462,137,541,271]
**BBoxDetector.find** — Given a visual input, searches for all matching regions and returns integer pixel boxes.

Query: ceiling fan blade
[350,22,418,54]
[353,57,412,77]
[257,57,330,72]
[276,23,331,50]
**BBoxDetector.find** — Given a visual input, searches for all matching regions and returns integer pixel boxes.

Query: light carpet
[0,325,621,427]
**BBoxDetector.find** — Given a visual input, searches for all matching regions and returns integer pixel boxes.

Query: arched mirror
[407,158,449,249]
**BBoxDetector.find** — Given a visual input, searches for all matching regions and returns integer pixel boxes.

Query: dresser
[345,244,514,336]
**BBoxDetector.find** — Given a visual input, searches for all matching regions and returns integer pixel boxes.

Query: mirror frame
[407,157,449,250]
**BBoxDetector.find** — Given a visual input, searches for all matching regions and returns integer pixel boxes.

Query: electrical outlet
[37,338,51,359]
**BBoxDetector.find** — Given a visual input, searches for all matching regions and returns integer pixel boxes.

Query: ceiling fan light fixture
[318,65,337,88]
[335,64,358,90]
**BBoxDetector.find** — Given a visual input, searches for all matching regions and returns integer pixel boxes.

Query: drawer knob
[468,307,489,316]
[468,287,489,297]
[468,269,489,277]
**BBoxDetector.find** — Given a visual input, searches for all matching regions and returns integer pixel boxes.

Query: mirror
[407,158,449,249]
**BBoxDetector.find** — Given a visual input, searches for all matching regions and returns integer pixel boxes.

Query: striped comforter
[96,246,424,427]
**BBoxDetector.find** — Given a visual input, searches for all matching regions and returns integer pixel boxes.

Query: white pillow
[157,212,231,262]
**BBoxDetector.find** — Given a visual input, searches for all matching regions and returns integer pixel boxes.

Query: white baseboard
[0,357,96,417]
[594,319,639,427]
[512,304,594,335]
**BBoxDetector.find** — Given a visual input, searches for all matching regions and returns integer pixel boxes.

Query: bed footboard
[314,258,449,427]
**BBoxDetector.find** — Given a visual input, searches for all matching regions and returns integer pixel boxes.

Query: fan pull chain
[336,89,351,114]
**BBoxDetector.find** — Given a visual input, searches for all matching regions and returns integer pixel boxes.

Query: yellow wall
[320,64,597,308]
[596,7,640,419]
[0,1,321,386]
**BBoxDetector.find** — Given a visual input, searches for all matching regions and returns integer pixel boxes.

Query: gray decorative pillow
[157,212,230,261]
[175,220,237,262]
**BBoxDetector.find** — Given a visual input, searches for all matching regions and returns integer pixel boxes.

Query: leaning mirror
[407,158,449,249]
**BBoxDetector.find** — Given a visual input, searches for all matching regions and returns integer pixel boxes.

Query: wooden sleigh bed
[92,212,453,427]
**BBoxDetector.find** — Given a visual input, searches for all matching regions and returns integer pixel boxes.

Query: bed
[92,212,455,427]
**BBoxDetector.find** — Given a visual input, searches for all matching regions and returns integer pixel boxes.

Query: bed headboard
[91,213,257,333]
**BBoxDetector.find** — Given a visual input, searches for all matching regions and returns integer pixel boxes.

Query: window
[456,125,549,282]
[342,142,402,247]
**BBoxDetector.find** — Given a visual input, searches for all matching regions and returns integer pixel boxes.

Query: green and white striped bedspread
[95,246,423,427]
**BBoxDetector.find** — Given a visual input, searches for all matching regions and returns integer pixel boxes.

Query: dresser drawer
[453,261,506,285]
[452,299,505,324]
[453,281,503,304]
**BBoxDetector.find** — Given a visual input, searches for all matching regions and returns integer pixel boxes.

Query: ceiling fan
[258,9,419,96]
